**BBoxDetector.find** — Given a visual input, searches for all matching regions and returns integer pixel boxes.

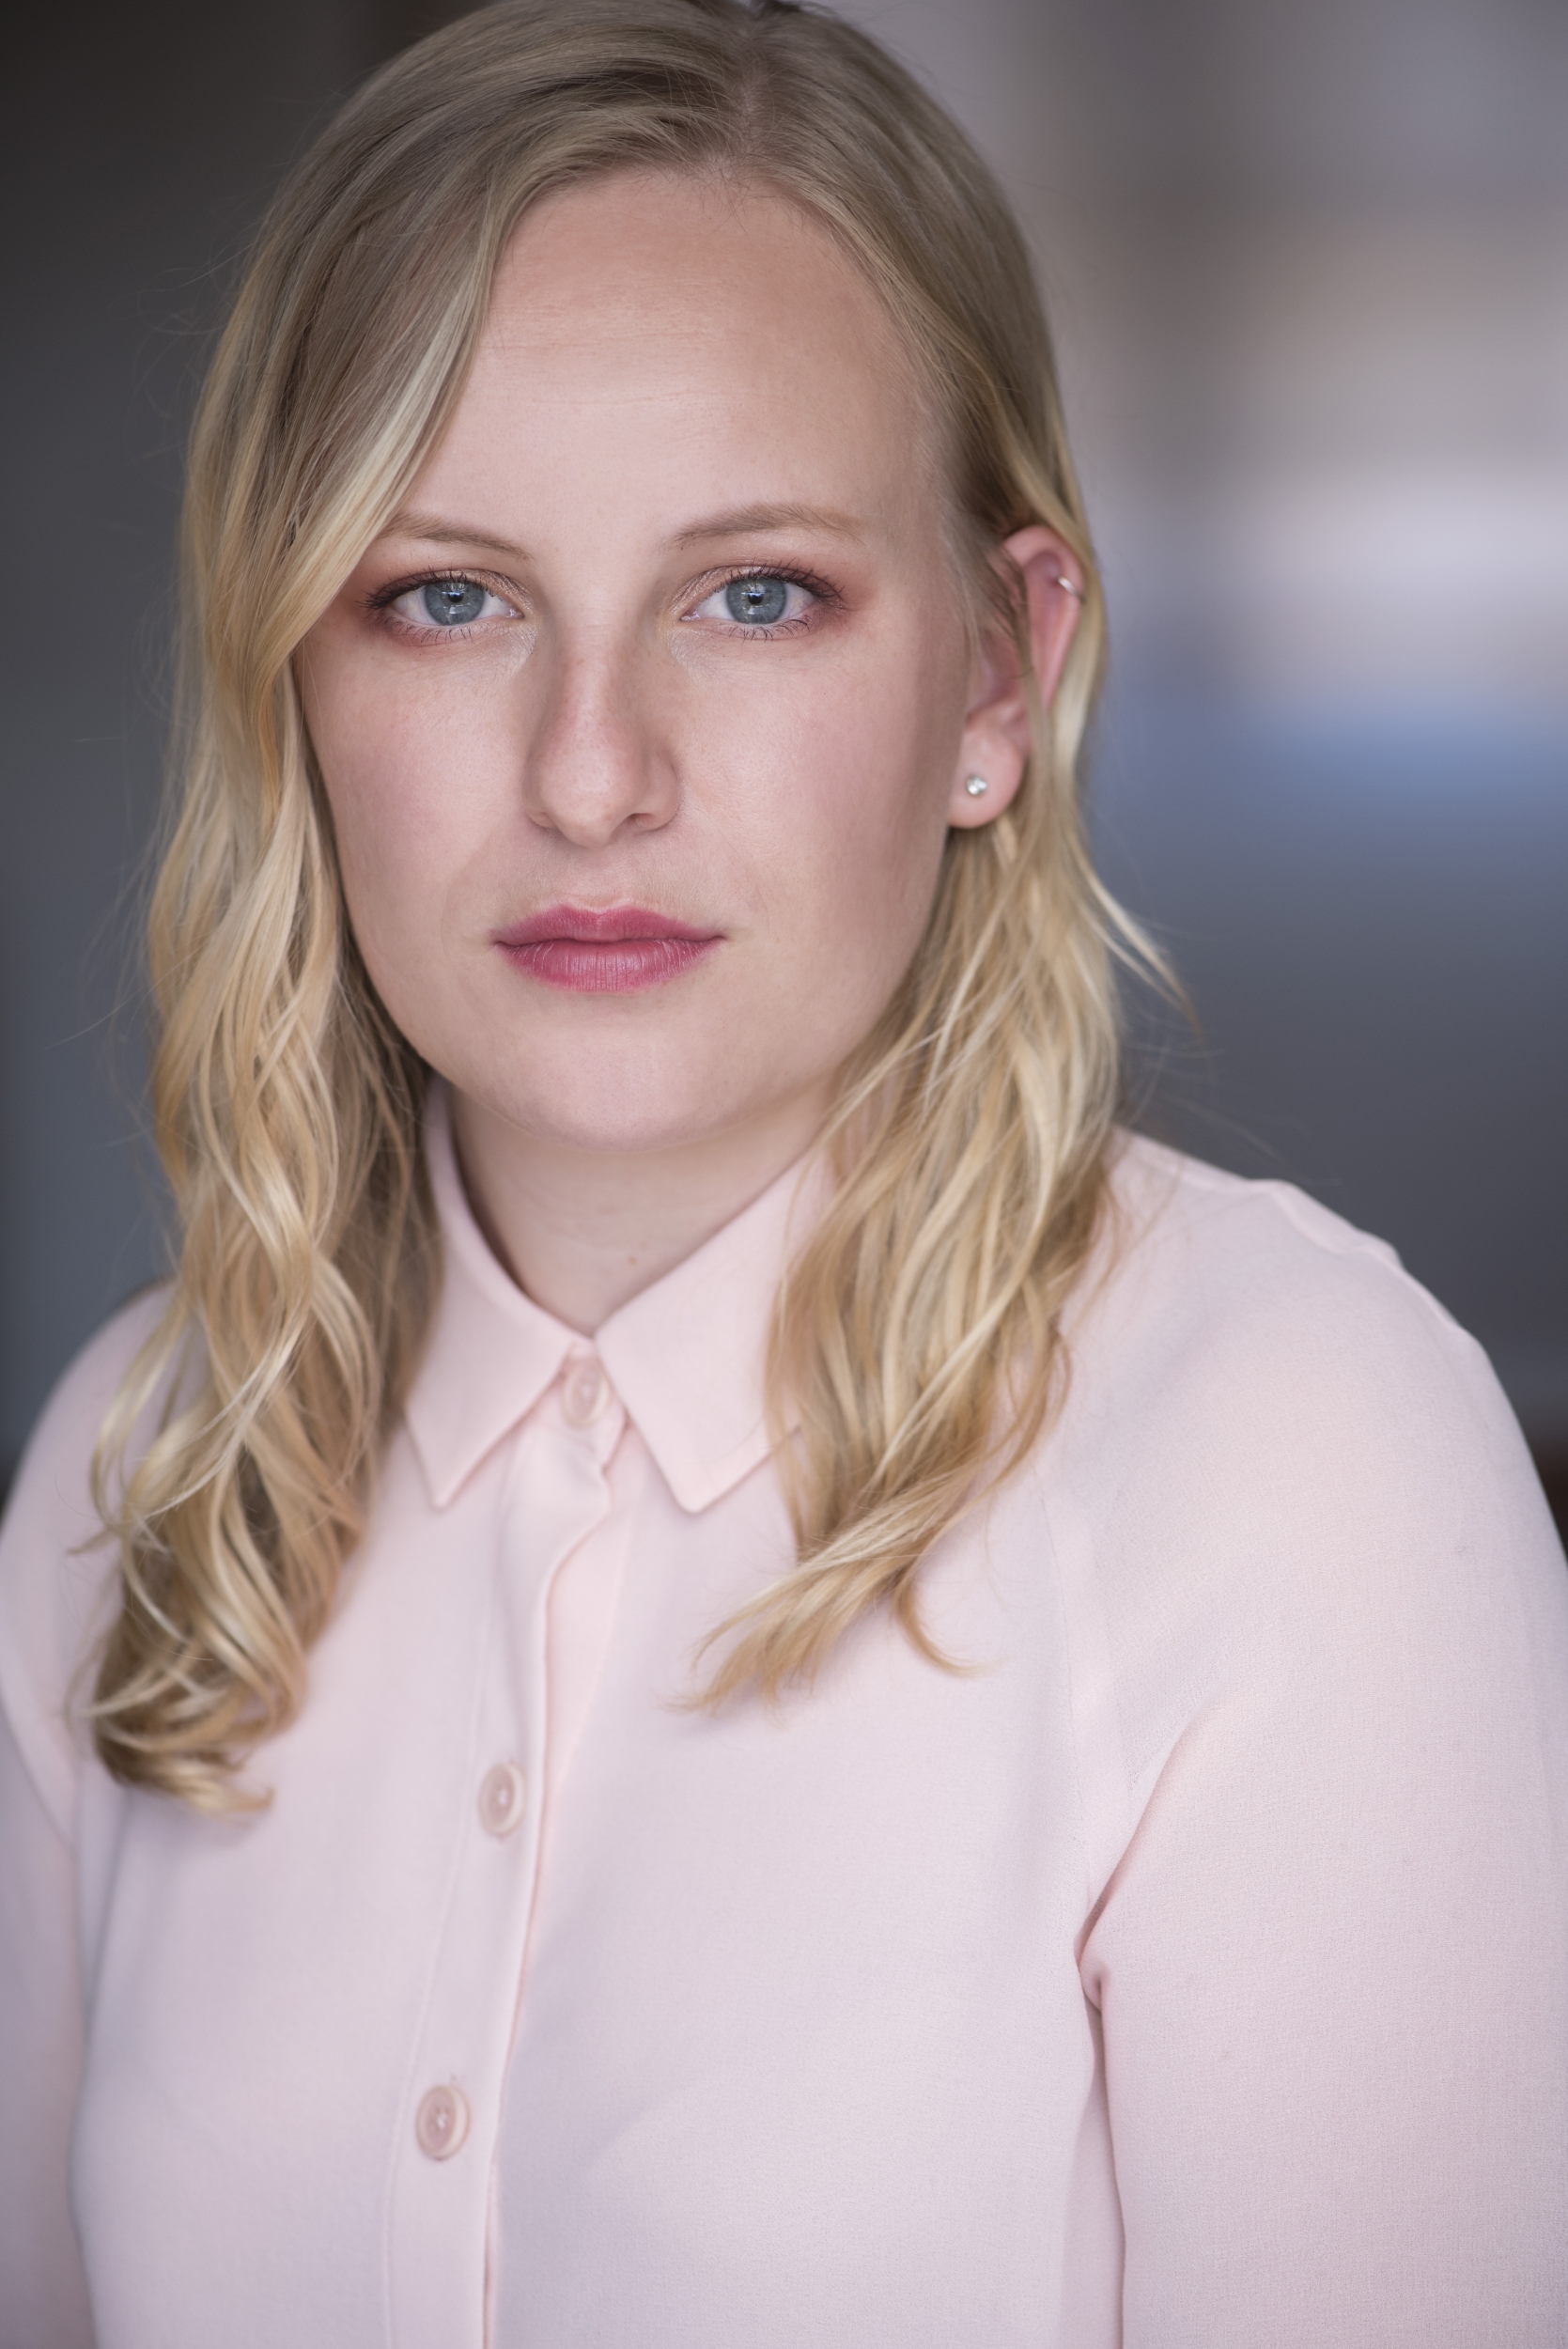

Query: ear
[946,525,1086,829]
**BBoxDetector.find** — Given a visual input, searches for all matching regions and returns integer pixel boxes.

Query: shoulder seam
[1113,1137,1481,1357]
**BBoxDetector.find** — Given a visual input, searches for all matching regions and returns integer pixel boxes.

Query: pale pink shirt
[3,1097,1567,2347]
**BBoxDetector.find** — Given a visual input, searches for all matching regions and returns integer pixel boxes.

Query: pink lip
[493,903,723,993]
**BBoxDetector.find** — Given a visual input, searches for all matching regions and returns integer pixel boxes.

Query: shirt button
[478,1760,527,1837]
[415,2083,470,2161]
[561,1356,611,1427]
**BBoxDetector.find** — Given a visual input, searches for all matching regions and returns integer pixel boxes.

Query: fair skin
[299,171,1081,1330]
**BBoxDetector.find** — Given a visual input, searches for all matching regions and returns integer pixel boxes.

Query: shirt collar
[405,1083,819,1514]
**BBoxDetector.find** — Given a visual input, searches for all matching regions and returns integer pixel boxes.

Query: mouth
[492,903,724,994]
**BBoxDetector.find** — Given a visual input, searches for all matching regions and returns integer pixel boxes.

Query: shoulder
[1039,1135,1566,1787]
[1106,1127,1447,1320]
[0,1287,170,1834]
[1075,1130,1501,1456]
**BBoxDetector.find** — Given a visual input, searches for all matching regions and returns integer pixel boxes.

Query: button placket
[389,1417,616,2342]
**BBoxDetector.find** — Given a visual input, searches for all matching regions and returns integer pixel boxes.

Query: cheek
[300,645,496,955]
[737,635,961,973]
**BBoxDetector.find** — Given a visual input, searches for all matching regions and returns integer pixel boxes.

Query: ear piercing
[964,773,989,797]
[1054,574,1084,599]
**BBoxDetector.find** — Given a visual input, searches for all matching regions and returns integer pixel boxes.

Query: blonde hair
[92,0,1156,1807]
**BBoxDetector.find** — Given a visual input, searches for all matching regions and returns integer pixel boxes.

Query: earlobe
[947,752,1022,828]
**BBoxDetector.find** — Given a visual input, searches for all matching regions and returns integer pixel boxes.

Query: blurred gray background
[3,0,1564,1510]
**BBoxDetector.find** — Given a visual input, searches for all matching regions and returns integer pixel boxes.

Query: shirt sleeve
[1077,1218,1568,2347]
[0,1295,162,2349]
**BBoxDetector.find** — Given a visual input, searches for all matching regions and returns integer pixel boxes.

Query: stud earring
[963,773,989,798]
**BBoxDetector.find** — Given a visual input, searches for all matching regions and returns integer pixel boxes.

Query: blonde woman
[2,2,1565,2341]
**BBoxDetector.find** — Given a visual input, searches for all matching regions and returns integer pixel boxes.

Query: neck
[446,1085,831,1332]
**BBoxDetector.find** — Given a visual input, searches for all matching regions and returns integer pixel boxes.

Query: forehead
[429,170,942,530]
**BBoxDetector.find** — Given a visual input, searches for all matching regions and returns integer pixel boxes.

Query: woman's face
[301,172,1063,1162]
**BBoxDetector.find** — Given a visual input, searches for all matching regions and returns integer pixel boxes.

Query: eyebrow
[671,502,871,548]
[382,511,528,560]
[379,500,871,562]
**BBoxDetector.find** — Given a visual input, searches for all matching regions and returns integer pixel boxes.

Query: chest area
[72,1432,1095,2348]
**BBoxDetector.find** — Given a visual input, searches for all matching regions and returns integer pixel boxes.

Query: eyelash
[365,562,841,643]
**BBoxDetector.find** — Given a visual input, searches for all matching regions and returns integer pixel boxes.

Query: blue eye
[422,578,488,626]
[687,572,820,633]
[723,576,790,626]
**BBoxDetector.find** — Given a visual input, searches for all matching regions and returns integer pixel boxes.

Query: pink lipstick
[493,903,722,993]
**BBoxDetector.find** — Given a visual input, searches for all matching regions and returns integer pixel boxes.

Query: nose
[521,624,679,849]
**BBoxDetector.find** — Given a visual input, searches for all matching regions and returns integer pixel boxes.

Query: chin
[470,1045,749,1159]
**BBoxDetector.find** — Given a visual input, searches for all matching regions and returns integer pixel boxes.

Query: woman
[2,1,1565,2341]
